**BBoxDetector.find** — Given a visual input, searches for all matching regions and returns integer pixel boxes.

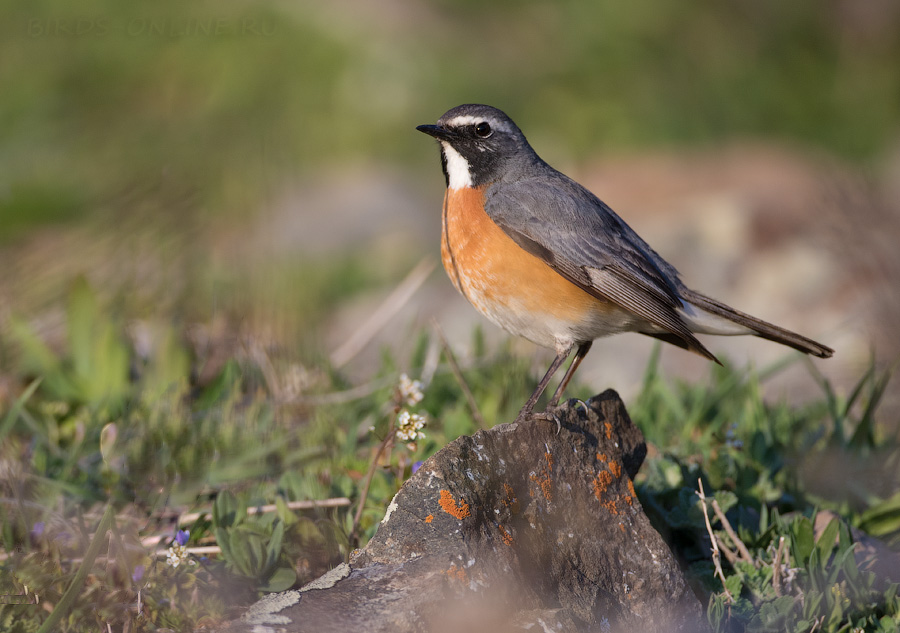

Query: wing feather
[485,171,718,361]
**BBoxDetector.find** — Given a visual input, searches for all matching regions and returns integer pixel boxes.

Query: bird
[416,104,833,423]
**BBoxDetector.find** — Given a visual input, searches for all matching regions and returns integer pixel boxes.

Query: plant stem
[697,480,733,603]
[348,423,396,549]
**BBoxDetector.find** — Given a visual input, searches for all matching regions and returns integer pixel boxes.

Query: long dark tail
[680,288,834,359]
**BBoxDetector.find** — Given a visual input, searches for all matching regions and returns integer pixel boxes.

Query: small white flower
[395,410,427,444]
[166,543,196,568]
[398,374,424,407]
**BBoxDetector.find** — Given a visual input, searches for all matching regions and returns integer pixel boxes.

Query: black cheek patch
[439,150,450,187]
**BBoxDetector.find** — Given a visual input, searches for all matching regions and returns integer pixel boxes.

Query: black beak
[416,124,456,141]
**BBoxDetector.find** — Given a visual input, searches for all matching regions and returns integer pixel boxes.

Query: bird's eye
[474,122,492,138]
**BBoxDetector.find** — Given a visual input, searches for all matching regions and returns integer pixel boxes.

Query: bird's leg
[547,341,593,408]
[514,348,570,423]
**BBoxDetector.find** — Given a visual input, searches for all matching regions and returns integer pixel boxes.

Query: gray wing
[484,171,717,361]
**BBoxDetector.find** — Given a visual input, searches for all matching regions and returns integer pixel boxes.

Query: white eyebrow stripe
[444,115,513,135]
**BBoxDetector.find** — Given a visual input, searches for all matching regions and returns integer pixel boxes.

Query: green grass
[0,278,898,631]
[633,348,900,632]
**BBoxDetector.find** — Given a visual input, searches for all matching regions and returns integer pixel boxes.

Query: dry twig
[711,498,755,566]
[348,427,396,549]
[153,545,221,559]
[139,497,350,549]
[330,257,435,368]
[718,538,739,567]
[772,536,786,596]
[697,479,734,603]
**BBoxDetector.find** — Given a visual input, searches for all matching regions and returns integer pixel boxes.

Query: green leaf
[802,591,824,621]
[8,318,78,400]
[849,365,893,450]
[274,497,299,526]
[213,490,245,528]
[713,490,738,515]
[0,378,41,446]
[195,360,242,410]
[879,615,899,633]
[725,573,743,597]
[265,520,285,573]
[85,321,129,407]
[142,326,191,402]
[859,491,900,537]
[261,567,297,593]
[814,516,840,562]
[791,516,815,566]
[215,527,234,565]
[246,531,266,574]
[708,593,727,632]
[766,595,797,621]
[8,318,59,376]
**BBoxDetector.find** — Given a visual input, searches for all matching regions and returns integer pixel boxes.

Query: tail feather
[680,288,834,359]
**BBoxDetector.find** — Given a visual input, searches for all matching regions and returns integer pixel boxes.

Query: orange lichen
[497,524,514,546]
[501,483,520,514]
[592,469,619,515]
[604,421,613,440]
[425,514,434,523]
[529,451,554,502]
[619,523,625,532]
[592,448,637,516]
[609,460,622,478]
[439,489,470,519]
[592,469,613,499]
[625,479,637,505]
[445,563,467,583]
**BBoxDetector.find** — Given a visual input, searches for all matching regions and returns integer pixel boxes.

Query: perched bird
[417,104,833,423]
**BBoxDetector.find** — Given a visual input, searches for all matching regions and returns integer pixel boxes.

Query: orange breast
[440,186,608,349]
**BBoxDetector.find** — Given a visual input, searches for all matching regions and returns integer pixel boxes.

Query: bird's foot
[512,408,533,425]
[532,409,563,435]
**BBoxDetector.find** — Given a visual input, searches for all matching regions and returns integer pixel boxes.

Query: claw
[521,408,564,434]
[533,409,564,434]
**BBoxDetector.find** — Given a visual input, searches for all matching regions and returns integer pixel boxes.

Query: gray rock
[225,390,707,633]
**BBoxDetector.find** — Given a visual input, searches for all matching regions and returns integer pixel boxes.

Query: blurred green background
[2,0,898,338]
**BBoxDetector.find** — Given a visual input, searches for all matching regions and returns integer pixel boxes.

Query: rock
[225,390,707,633]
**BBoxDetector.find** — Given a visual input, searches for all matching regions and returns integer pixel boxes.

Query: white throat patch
[441,142,473,190]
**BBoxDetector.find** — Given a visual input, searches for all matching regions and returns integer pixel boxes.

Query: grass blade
[36,504,115,633]
[0,377,42,446]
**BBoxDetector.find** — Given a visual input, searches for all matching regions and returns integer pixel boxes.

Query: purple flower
[175,529,190,546]
[31,521,45,539]
[412,461,424,474]
[132,564,145,583]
